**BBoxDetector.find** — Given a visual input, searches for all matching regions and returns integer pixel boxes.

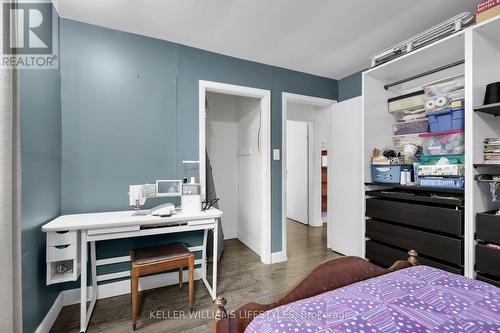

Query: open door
[286,120,309,224]
[328,97,363,257]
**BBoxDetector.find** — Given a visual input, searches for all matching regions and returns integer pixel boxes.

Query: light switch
[273,149,280,160]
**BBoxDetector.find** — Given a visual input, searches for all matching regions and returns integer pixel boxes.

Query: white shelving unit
[362,15,500,280]
[469,15,500,282]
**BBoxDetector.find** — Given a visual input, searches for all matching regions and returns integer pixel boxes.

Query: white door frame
[199,80,272,264]
[282,92,336,262]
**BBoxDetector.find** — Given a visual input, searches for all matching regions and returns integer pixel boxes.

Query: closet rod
[384,59,464,90]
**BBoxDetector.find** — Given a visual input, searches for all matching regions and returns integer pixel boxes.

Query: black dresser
[475,211,500,287]
[365,185,464,275]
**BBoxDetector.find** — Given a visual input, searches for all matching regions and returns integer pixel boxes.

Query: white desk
[42,208,223,333]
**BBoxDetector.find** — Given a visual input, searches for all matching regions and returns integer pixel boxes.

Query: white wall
[237,97,263,255]
[206,93,239,239]
[286,102,330,226]
[206,92,262,255]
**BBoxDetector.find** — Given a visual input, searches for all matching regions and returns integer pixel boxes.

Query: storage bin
[476,175,500,202]
[371,165,413,184]
[392,133,426,150]
[424,75,465,112]
[388,90,425,113]
[419,130,464,156]
[428,107,464,132]
[417,177,465,188]
[419,154,465,165]
[393,119,429,135]
[417,164,464,176]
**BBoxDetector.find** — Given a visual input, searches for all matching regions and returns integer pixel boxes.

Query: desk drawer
[476,212,500,244]
[47,244,78,262]
[366,198,463,236]
[47,230,78,246]
[475,244,500,277]
[366,219,462,265]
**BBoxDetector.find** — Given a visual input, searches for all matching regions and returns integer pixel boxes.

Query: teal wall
[59,18,338,260]
[21,16,340,329]
[20,9,62,332]
[338,70,363,101]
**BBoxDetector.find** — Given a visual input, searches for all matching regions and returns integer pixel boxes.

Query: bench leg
[188,255,194,311]
[131,269,138,330]
[179,266,183,291]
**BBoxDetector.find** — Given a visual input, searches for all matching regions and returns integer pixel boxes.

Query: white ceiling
[55,0,478,79]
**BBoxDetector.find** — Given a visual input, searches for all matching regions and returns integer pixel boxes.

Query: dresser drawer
[366,219,462,265]
[476,212,500,244]
[475,244,500,278]
[476,274,500,288]
[47,244,78,262]
[366,198,463,236]
[365,240,462,275]
[47,230,78,246]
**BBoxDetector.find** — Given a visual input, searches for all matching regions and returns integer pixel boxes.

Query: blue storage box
[418,177,465,189]
[371,165,413,184]
[428,107,464,132]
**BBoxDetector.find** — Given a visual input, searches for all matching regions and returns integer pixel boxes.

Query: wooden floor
[51,219,341,332]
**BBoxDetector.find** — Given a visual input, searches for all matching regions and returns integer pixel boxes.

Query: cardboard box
[477,4,500,23]
[477,0,500,13]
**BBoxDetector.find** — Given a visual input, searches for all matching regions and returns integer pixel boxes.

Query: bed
[213,251,500,333]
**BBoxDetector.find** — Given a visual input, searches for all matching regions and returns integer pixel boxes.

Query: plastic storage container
[417,164,464,176]
[419,130,465,156]
[392,133,426,150]
[419,154,465,165]
[393,119,429,135]
[371,165,413,184]
[388,91,425,113]
[424,75,465,112]
[427,107,464,132]
[418,177,465,188]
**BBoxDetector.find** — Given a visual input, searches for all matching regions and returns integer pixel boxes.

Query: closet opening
[199,81,271,264]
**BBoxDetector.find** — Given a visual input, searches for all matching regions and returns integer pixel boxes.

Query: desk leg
[80,231,88,333]
[202,229,208,278]
[89,241,97,315]
[212,221,218,299]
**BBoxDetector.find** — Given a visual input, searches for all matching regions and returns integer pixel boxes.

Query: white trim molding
[271,251,288,264]
[199,80,272,265]
[34,293,63,333]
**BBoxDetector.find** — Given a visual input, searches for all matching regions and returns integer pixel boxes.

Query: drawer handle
[55,245,70,249]
[56,230,70,234]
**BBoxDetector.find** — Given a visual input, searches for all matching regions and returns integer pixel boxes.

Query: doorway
[282,93,336,262]
[199,81,271,264]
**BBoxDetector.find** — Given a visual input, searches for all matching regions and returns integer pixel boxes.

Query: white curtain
[0,0,23,330]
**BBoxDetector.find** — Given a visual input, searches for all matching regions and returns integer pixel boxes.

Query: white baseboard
[237,233,261,257]
[271,250,288,264]
[35,292,63,333]
[36,268,202,332]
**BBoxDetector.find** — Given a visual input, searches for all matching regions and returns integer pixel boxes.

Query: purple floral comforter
[245,266,500,333]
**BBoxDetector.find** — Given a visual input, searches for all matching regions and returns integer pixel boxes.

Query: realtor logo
[1,1,58,69]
